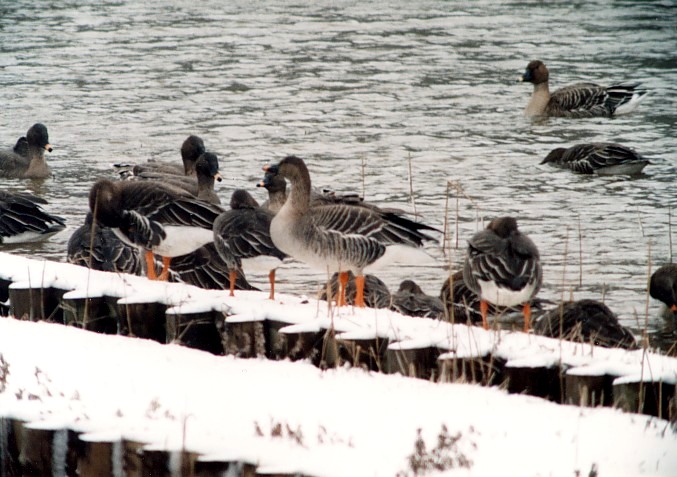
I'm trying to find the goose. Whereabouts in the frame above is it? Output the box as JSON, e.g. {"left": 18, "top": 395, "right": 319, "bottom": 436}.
{"left": 257, "top": 171, "right": 365, "bottom": 215}
{"left": 114, "top": 135, "right": 205, "bottom": 177}
{"left": 0, "top": 123, "right": 53, "bottom": 179}
{"left": 534, "top": 299, "right": 636, "bottom": 349}
{"left": 440, "top": 270, "right": 549, "bottom": 326}
{"left": 650, "top": 264, "right": 677, "bottom": 315}
{"left": 0, "top": 191, "right": 65, "bottom": 243}
{"left": 463, "top": 217, "right": 542, "bottom": 331}
{"left": 319, "top": 271, "right": 391, "bottom": 309}
{"left": 541, "top": 143, "right": 649, "bottom": 175}
{"left": 391, "top": 279, "right": 445, "bottom": 319}
{"left": 262, "top": 155, "right": 439, "bottom": 307}
{"left": 520, "top": 60, "right": 648, "bottom": 118}
{"left": 67, "top": 212, "right": 143, "bottom": 274}
{"left": 132, "top": 152, "right": 223, "bottom": 204}
{"left": 213, "top": 189, "right": 287, "bottom": 299}
{"left": 88, "top": 179, "right": 223, "bottom": 280}
{"left": 170, "top": 243, "right": 258, "bottom": 292}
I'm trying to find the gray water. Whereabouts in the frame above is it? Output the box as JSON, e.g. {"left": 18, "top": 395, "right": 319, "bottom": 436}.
{"left": 1, "top": 0, "right": 675, "bottom": 348}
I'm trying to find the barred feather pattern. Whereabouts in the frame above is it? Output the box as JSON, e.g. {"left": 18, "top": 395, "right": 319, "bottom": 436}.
{"left": 119, "top": 210, "right": 166, "bottom": 249}
{"left": 463, "top": 218, "right": 542, "bottom": 306}
{"left": 213, "top": 207, "right": 286, "bottom": 271}
{"left": 67, "top": 219, "right": 142, "bottom": 274}
{"left": 391, "top": 280, "right": 445, "bottom": 319}
{"left": 542, "top": 143, "right": 648, "bottom": 174}
{"left": 0, "top": 191, "right": 65, "bottom": 240}
{"left": 548, "top": 82, "right": 646, "bottom": 118}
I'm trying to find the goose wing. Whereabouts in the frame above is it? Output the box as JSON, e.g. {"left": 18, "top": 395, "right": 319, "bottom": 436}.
{"left": 215, "top": 208, "right": 285, "bottom": 262}
{"left": 466, "top": 230, "right": 541, "bottom": 292}
{"left": 0, "top": 192, "right": 65, "bottom": 238}
{"left": 550, "top": 82, "right": 608, "bottom": 116}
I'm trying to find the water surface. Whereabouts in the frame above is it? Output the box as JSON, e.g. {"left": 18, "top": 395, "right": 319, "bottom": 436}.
{"left": 1, "top": 0, "right": 675, "bottom": 348}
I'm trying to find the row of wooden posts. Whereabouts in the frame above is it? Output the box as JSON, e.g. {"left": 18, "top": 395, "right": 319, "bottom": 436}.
{"left": 1, "top": 280, "right": 675, "bottom": 477}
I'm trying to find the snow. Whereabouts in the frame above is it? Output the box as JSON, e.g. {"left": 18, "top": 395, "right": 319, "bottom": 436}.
{"left": 0, "top": 252, "right": 676, "bottom": 475}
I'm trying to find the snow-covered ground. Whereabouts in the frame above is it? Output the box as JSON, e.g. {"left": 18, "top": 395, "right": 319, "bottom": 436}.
{"left": 0, "top": 252, "right": 676, "bottom": 476}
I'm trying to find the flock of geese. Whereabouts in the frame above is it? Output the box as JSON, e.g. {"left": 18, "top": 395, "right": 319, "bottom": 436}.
{"left": 0, "top": 61, "right": 674, "bottom": 350}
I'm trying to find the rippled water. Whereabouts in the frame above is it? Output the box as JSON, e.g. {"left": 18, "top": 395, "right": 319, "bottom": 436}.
{"left": 1, "top": 1, "right": 675, "bottom": 348}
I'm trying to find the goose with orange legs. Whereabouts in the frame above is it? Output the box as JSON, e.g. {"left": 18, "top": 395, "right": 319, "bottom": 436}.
{"left": 262, "top": 155, "right": 439, "bottom": 307}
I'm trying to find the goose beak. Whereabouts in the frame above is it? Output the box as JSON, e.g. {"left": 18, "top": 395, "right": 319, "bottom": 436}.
{"left": 256, "top": 180, "right": 265, "bottom": 188}
{"left": 45, "top": 143, "right": 53, "bottom": 152}
{"left": 214, "top": 172, "right": 222, "bottom": 182}
{"left": 263, "top": 163, "right": 279, "bottom": 174}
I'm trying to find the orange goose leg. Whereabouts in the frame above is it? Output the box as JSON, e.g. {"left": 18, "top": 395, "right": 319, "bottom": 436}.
{"left": 229, "top": 270, "right": 237, "bottom": 297}
{"left": 145, "top": 251, "right": 158, "bottom": 280}
{"left": 338, "top": 271, "right": 349, "bottom": 306}
{"left": 480, "top": 300, "right": 489, "bottom": 330}
{"left": 354, "top": 275, "right": 366, "bottom": 308}
{"left": 268, "top": 269, "right": 276, "bottom": 300}
{"left": 523, "top": 303, "right": 532, "bottom": 333}
{"left": 671, "top": 304, "right": 677, "bottom": 312}
{"left": 158, "top": 256, "right": 172, "bottom": 281}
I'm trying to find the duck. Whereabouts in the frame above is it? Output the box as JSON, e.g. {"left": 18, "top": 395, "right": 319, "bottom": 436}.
{"left": 319, "top": 271, "right": 391, "bottom": 309}
{"left": 88, "top": 178, "right": 223, "bottom": 280}
{"left": 534, "top": 299, "right": 637, "bottom": 349}
{"left": 650, "top": 264, "right": 677, "bottom": 315}
{"left": 132, "top": 152, "right": 223, "bottom": 204}
{"left": 213, "top": 189, "right": 287, "bottom": 299}
{"left": 541, "top": 143, "right": 649, "bottom": 175}
{"left": 114, "top": 135, "right": 205, "bottom": 177}
{"left": 0, "top": 190, "right": 65, "bottom": 243}
{"left": 391, "top": 279, "right": 445, "bottom": 319}
{"left": 0, "top": 123, "right": 53, "bottom": 179}
{"left": 262, "top": 155, "right": 439, "bottom": 307}
{"left": 463, "top": 217, "right": 542, "bottom": 331}
{"left": 520, "top": 60, "right": 648, "bottom": 118}
{"left": 67, "top": 212, "right": 143, "bottom": 274}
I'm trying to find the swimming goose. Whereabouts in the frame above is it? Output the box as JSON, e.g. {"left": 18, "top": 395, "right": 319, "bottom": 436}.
{"left": 115, "top": 135, "right": 205, "bottom": 177}
{"left": 0, "top": 191, "right": 65, "bottom": 243}
{"left": 213, "top": 189, "right": 287, "bottom": 299}
{"left": 132, "top": 152, "right": 223, "bottom": 204}
{"left": 319, "top": 271, "right": 392, "bottom": 309}
{"left": 0, "top": 123, "right": 53, "bottom": 179}
{"left": 263, "top": 155, "right": 439, "bottom": 307}
{"left": 391, "top": 279, "right": 445, "bottom": 319}
{"left": 67, "top": 212, "right": 143, "bottom": 274}
{"left": 542, "top": 143, "right": 649, "bottom": 175}
{"left": 463, "top": 217, "right": 542, "bottom": 331}
{"left": 534, "top": 299, "right": 636, "bottom": 349}
{"left": 520, "top": 60, "right": 648, "bottom": 118}
{"left": 650, "top": 264, "right": 677, "bottom": 315}
{"left": 88, "top": 179, "right": 223, "bottom": 280}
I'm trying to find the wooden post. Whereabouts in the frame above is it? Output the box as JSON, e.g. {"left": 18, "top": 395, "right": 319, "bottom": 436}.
{"left": 263, "top": 320, "right": 324, "bottom": 362}
{"left": 17, "top": 423, "right": 54, "bottom": 476}
{"left": 505, "top": 365, "right": 563, "bottom": 402}
{"left": 62, "top": 295, "right": 119, "bottom": 334}
{"left": 337, "top": 338, "right": 389, "bottom": 372}
{"left": 438, "top": 355, "right": 506, "bottom": 386}
{"left": 222, "top": 320, "right": 266, "bottom": 358}
{"left": 77, "top": 440, "right": 115, "bottom": 476}
{"left": 166, "top": 310, "right": 225, "bottom": 355}
{"left": 386, "top": 346, "right": 441, "bottom": 380}
{"left": 565, "top": 373, "right": 615, "bottom": 407}
{"left": 116, "top": 301, "right": 168, "bottom": 343}
{"left": 0, "top": 417, "right": 21, "bottom": 477}
{"left": 9, "top": 286, "right": 66, "bottom": 322}
{"left": 613, "top": 380, "right": 676, "bottom": 420}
